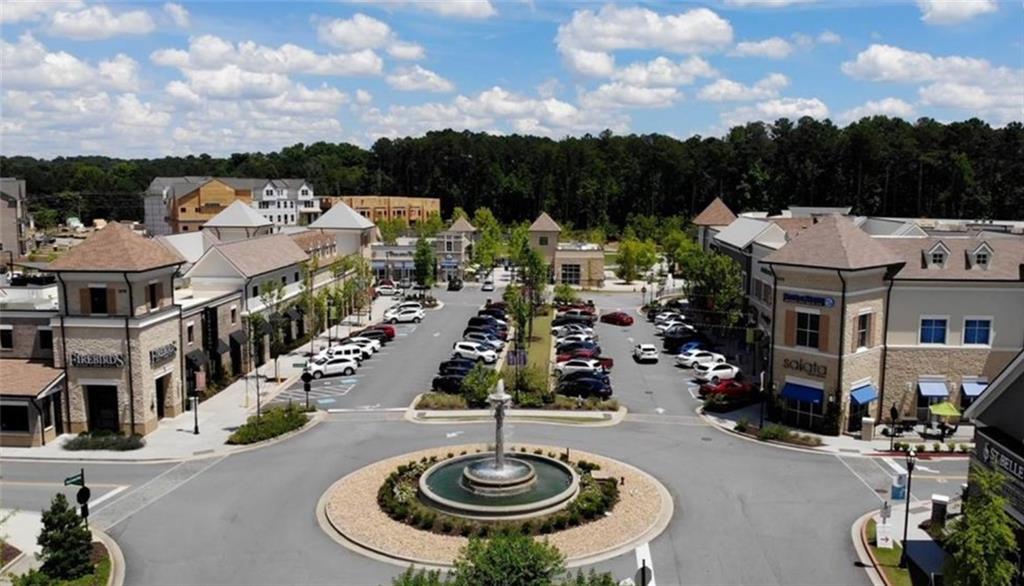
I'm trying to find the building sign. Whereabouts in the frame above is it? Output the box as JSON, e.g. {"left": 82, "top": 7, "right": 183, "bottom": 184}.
{"left": 149, "top": 343, "right": 177, "bottom": 366}
{"left": 783, "top": 357, "right": 828, "bottom": 378}
{"left": 783, "top": 292, "right": 835, "bottom": 308}
{"left": 973, "top": 429, "right": 1024, "bottom": 524}
{"left": 70, "top": 353, "right": 125, "bottom": 368}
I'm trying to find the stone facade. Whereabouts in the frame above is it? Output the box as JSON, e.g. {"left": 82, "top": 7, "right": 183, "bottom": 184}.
{"left": 883, "top": 347, "right": 1017, "bottom": 417}
{"left": 0, "top": 314, "right": 56, "bottom": 360}
{"left": 553, "top": 251, "right": 605, "bottom": 288}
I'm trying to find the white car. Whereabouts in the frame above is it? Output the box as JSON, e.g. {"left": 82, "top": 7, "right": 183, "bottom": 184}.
{"left": 344, "top": 336, "right": 381, "bottom": 354}
{"left": 559, "top": 308, "right": 594, "bottom": 320}
{"left": 481, "top": 280, "right": 495, "bottom": 292}
{"left": 386, "top": 308, "right": 425, "bottom": 324}
{"left": 632, "top": 344, "right": 659, "bottom": 363}
{"left": 675, "top": 350, "right": 725, "bottom": 368}
{"left": 305, "top": 355, "right": 359, "bottom": 379}
{"left": 551, "top": 324, "right": 595, "bottom": 337}
{"left": 376, "top": 284, "right": 398, "bottom": 296}
{"left": 555, "top": 333, "right": 595, "bottom": 346}
{"left": 451, "top": 341, "right": 498, "bottom": 363}
{"left": 694, "top": 362, "right": 741, "bottom": 383}
{"left": 553, "top": 358, "right": 603, "bottom": 376}
{"left": 654, "top": 312, "right": 686, "bottom": 325}
{"left": 316, "top": 343, "right": 366, "bottom": 363}
{"left": 655, "top": 320, "right": 691, "bottom": 335}
{"left": 385, "top": 301, "right": 423, "bottom": 318}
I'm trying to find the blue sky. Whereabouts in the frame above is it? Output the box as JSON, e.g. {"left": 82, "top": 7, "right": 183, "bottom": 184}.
{"left": 1, "top": 0, "right": 1020, "bottom": 157}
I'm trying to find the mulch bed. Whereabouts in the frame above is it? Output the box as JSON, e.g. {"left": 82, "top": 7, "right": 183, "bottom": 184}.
{"left": 1, "top": 542, "right": 22, "bottom": 567}
{"left": 89, "top": 541, "right": 108, "bottom": 565}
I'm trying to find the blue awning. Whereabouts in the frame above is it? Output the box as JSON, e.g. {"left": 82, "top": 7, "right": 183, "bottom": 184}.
{"left": 781, "top": 382, "right": 823, "bottom": 404}
{"left": 850, "top": 384, "right": 878, "bottom": 405}
{"left": 961, "top": 381, "right": 987, "bottom": 398}
{"left": 918, "top": 380, "right": 949, "bottom": 397}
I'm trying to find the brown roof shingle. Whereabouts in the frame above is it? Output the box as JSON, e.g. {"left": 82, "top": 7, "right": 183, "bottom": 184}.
{"left": 883, "top": 236, "right": 1024, "bottom": 281}
{"left": 214, "top": 234, "right": 309, "bottom": 277}
{"left": 47, "top": 222, "right": 184, "bottom": 272}
{"left": 0, "top": 360, "right": 65, "bottom": 397}
{"left": 763, "top": 216, "right": 904, "bottom": 270}
{"left": 528, "top": 212, "right": 561, "bottom": 232}
{"left": 692, "top": 197, "right": 737, "bottom": 227}
{"left": 447, "top": 217, "right": 477, "bottom": 233}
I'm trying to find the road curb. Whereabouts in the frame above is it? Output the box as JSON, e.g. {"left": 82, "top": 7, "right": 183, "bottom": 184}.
{"left": 91, "top": 524, "right": 125, "bottom": 586}
{"left": 405, "top": 402, "right": 627, "bottom": 427}
{"left": 852, "top": 510, "right": 889, "bottom": 586}
{"left": 696, "top": 407, "right": 838, "bottom": 457}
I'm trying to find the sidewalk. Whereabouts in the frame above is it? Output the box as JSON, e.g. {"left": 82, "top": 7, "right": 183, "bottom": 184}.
{"left": 701, "top": 403, "right": 976, "bottom": 457}
{"left": 0, "top": 295, "right": 397, "bottom": 462}
{"left": 1, "top": 510, "right": 41, "bottom": 583}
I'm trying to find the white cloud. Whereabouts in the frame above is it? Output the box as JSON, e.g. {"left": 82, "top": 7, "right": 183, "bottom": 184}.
{"left": 612, "top": 56, "right": 717, "bottom": 87}
{"left": 697, "top": 73, "right": 788, "bottom": 101}
{"left": 561, "top": 48, "right": 616, "bottom": 77}
{"left": 916, "top": 0, "right": 996, "bottom": 25}
{"left": 724, "top": 0, "right": 815, "bottom": 6}
{"left": 163, "top": 3, "right": 189, "bottom": 27}
{"left": 817, "top": 30, "right": 841, "bottom": 44}
{"left": 258, "top": 84, "right": 349, "bottom": 115}
{"left": 182, "top": 65, "right": 290, "bottom": 99}
{"left": 536, "top": 78, "right": 562, "bottom": 99}
{"left": 386, "top": 65, "right": 455, "bottom": 93}
{"left": 580, "top": 83, "right": 681, "bottom": 109}
{"left": 49, "top": 4, "right": 155, "bottom": 40}
{"left": 918, "top": 83, "right": 1020, "bottom": 123}
{"left": 166, "top": 80, "right": 202, "bottom": 105}
{"left": 721, "top": 97, "right": 829, "bottom": 126}
{"left": 556, "top": 6, "right": 733, "bottom": 61}
{"left": 837, "top": 97, "right": 915, "bottom": 124}
{"left": 1, "top": 33, "right": 138, "bottom": 91}
{"left": 386, "top": 41, "right": 425, "bottom": 61}
{"left": 0, "top": 0, "right": 82, "bottom": 24}
{"left": 116, "top": 94, "right": 171, "bottom": 128}
{"left": 729, "top": 37, "right": 793, "bottom": 58}
{"left": 841, "top": 44, "right": 1019, "bottom": 86}
{"left": 318, "top": 13, "right": 394, "bottom": 50}
{"left": 414, "top": 0, "right": 496, "bottom": 19}
{"left": 355, "top": 89, "right": 373, "bottom": 105}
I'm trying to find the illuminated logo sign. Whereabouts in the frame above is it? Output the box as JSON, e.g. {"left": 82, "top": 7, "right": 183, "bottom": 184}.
{"left": 70, "top": 353, "right": 125, "bottom": 368}
{"left": 783, "top": 292, "right": 835, "bottom": 308}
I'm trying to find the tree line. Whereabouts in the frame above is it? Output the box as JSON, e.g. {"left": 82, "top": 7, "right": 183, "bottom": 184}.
{"left": 3, "top": 116, "right": 1021, "bottom": 229}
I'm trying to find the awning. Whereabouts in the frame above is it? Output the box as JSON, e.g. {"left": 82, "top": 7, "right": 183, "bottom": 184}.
{"left": 185, "top": 349, "right": 208, "bottom": 369}
{"left": 850, "top": 384, "right": 878, "bottom": 405}
{"left": 781, "top": 382, "right": 823, "bottom": 404}
{"left": 917, "top": 380, "right": 949, "bottom": 398}
{"left": 961, "top": 381, "right": 988, "bottom": 398}
{"left": 215, "top": 339, "right": 230, "bottom": 354}
{"left": 285, "top": 307, "right": 301, "bottom": 320}
{"left": 929, "top": 401, "right": 961, "bottom": 417}
{"left": 229, "top": 330, "right": 246, "bottom": 345}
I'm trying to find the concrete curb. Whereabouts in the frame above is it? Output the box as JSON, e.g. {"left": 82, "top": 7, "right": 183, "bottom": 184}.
{"left": 91, "top": 524, "right": 125, "bottom": 586}
{"left": 852, "top": 510, "right": 890, "bottom": 586}
{"left": 0, "top": 550, "right": 27, "bottom": 579}
{"left": 405, "top": 399, "right": 627, "bottom": 427}
{"left": 696, "top": 406, "right": 837, "bottom": 457}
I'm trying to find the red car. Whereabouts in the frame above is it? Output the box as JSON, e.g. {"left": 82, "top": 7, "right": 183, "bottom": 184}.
{"left": 600, "top": 311, "right": 634, "bottom": 326}
{"left": 556, "top": 349, "right": 614, "bottom": 370}
{"left": 364, "top": 324, "right": 396, "bottom": 340}
{"left": 698, "top": 379, "right": 758, "bottom": 399}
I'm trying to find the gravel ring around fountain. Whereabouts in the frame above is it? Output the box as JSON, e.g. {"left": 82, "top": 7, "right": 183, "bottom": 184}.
{"left": 318, "top": 443, "right": 673, "bottom": 569}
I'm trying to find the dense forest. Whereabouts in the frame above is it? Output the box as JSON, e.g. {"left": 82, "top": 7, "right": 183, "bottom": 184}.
{"left": 2, "top": 116, "right": 1021, "bottom": 229}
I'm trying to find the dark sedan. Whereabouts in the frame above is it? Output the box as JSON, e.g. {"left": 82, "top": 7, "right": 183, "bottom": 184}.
{"left": 552, "top": 314, "right": 595, "bottom": 327}
{"left": 558, "top": 370, "right": 611, "bottom": 386}
{"left": 478, "top": 308, "right": 508, "bottom": 320}
{"left": 432, "top": 374, "right": 465, "bottom": 394}
{"left": 556, "top": 377, "right": 612, "bottom": 399}
{"left": 464, "top": 325, "right": 508, "bottom": 341}
{"left": 600, "top": 311, "right": 634, "bottom": 326}
{"left": 556, "top": 340, "right": 601, "bottom": 355}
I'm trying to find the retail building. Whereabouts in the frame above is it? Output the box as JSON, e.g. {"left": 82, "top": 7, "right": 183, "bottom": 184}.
{"left": 436, "top": 216, "right": 476, "bottom": 282}
{"left": 527, "top": 213, "right": 606, "bottom": 288}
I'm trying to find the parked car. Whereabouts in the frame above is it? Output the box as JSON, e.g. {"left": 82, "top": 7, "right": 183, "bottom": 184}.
{"left": 342, "top": 336, "right": 381, "bottom": 353}
{"left": 655, "top": 312, "right": 686, "bottom": 325}
{"left": 663, "top": 331, "right": 713, "bottom": 354}
{"left": 481, "top": 280, "right": 495, "bottom": 292}
{"left": 464, "top": 331, "right": 505, "bottom": 351}
{"left": 385, "top": 301, "right": 423, "bottom": 318}
{"left": 485, "top": 300, "right": 508, "bottom": 311}
{"left": 376, "top": 284, "right": 398, "bottom": 296}
{"left": 464, "top": 325, "right": 508, "bottom": 341}
{"left": 447, "top": 278, "right": 464, "bottom": 291}
{"left": 558, "top": 308, "right": 596, "bottom": 320}
{"left": 655, "top": 321, "right": 692, "bottom": 336}
{"left": 552, "top": 314, "right": 595, "bottom": 328}
{"left": 632, "top": 344, "right": 659, "bottom": 363}
{"left": 439, "top": 362, "right": 474, "bottom": 377}
{"left": 646, "top": 306, "right": 666, "bottom": 322}
{"left": 478, "top": 308, "right": 507, "bottom": 320}
{"left": 363, "top": 324, "right": 396, "bottom": 339}
{"left": 553, "top": 358, "right": 604, "bottom": 376}
{"left": 555, "top": 302, "right": 596, "bottom": 314}
{"left": 432, "top": 374, "right": 465, "bottom": 393}
{"left": 397, "top": 279, "right": 412, "bottom": 289}
{"left": 350, "top": 329, "right": 389, "bottom": 345}
{"left": 305, "top": 355, "right": 359, "bottom": 379}
{"left": 451, "top": 341, "right": 498, "bottom": 363}
{"left": 468, "top": 315, "right": 507, "bottom": 330}
{"left": 555, "top": 340, "right": 601, "bottom": 355}
{"left": 600, "top": 311, "right": 634, "bottom": 326}
{"left": 386, "top": 308, "right": 425, "bottom": 324}
{"left": 315, "top": 343, "right": 366, "bottom": 363}
{"left": 674, "top": 350, "right": 725, "bottom": 368}
{"left": 675, "top": 340, "right": 705, "bottom": 354}
{"left": 556, "top": 378, "right": 612, "bottom": 399}
{"left": 555, "top": 332, "right": 596, "bottom": 345}
{"left": 438, "top": 358, "right": 475, "bottom": 373}
{"left": 551, "top": 323, "right": 595, "bottom": 337}
{"left": 694, "top": 362, "right": 741, "bottom": 384}
{"left": 558, "top": 370, "right": 611, "bottom": 386}
{"left": 698, "top": 379, "right": 759, "bottom": 399}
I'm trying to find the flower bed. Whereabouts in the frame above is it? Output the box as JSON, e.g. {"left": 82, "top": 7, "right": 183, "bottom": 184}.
{"left": 376, "top": 449, "right": 619, "bottom": 537}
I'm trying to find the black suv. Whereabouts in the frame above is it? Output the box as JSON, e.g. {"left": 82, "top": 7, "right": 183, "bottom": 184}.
{"left": 447, "top": 278, "right": 464, "bottom": 291}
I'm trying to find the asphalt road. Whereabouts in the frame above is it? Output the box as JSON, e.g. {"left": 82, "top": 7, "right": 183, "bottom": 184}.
{"left": 0, "top": 287, "right": 968, "bottom": 586}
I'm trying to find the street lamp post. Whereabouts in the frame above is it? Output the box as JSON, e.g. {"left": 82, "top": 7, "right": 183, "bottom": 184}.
{"left": 641, "top": 286, "right": 647, "bottom": 308}
{"left": 899, "top": 449, "right": 917, "bottom": 568}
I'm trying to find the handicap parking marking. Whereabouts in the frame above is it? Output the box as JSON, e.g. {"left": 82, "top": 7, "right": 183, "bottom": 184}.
{"left": 317, "top": 398, "right": 336, "bottom": 405}
{"left": 340, "top": 378, "right": 359, "bottom": 385}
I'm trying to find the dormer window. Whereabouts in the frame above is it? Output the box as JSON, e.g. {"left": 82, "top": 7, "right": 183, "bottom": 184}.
{"left": 971, "top": 242, "right": 993, "bottom": 270}
{"left": 975, "top": 252, "right": 988, "bottom": 267}
{"left": 930, "top": 251, "right": 945, "bottom": 265}
{"left": 927, "top": 241, "right": 950, "bottom": 268}
{"left": 301, "top": 188, "right": 309, "bottom": 196}
{"left": 264, "top": 188, "right": 273, "bottom": 196}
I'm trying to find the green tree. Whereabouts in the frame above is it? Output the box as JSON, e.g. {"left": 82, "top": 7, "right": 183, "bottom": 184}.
{"left": 37, "top": 493, "right": 92, "bottom": 580}
{"left": 450, "top": 207, "right": 469, "bottom": 221}
{"left": 377, "top": 218, "right": 408, "bottom": 245}
{"left": 392, "top": 567, "right": 445, "bottom": 586}
{"left": 459, "top": 363, "right": 499, "bottom": 407}
{"left": 944, "top": 467, "right": 1018, "bottom": 586}
{"left": 32, "top": 208, "right": 60, "bottom": 230}
{"left": 553, "top": 283, "right": 579, "bottom": 305}
{"left": 684, "top": 251, "right": 744, "bottom": 326}
{"left": 413, "top": 237, "right": 436, "bottom": 287}
{"left": 451, "top": 532, "right": 565, "bottom": 586}
{"left": 614, "top": 238, "right": 656, "bottom": 283}
{"left": 258, "top": 279, "right": 286, "bottom": 380}
{"left": 503, "top": 285, "right": 531, "bottom": 352}
{"left": 417, "top": 212, "right": 445, "bottom": 238}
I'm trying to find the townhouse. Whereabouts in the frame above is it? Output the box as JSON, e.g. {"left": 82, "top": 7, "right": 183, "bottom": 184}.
{"left": 528, "top": 213, "right": 605, "bottom": 288}
{"left": 333, "top": 195, "right": 441, "bottom": 226}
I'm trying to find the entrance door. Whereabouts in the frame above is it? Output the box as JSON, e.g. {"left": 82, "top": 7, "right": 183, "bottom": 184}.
{"left": 230, "top": 338, "right": 242, "bottom": 375}
{"left": 86, "top": 386, "right": 119, "bottom": 432}
{"left": 155, "top": 375, "right": 167, "bottom": 419}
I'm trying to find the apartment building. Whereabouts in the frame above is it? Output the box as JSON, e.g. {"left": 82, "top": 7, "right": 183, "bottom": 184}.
{"left": 335, "top": 196, "right": 440, "bottom": 226}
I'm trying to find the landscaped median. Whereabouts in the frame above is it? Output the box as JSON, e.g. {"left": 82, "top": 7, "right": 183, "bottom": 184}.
{"left": 862, "top": 517, "right": 911, "bottom": 586}
{"left": 226, "top": 404, "right": 315, "bottom": 445}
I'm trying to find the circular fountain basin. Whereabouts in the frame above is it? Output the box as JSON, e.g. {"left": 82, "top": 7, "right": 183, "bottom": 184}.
{"left": 419, "top": 453, "right": 579, "bottom": 520}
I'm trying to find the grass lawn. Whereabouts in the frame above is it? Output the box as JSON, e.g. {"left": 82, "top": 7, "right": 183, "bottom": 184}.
{"left": 526, "top": 309, "right": 553, "bottom": 372}
{"left": 866, "top": 519, "right": 912, "bottom": 586}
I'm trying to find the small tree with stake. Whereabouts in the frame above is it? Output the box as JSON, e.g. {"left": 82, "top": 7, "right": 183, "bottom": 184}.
{"left": 37, "top": 493, "right": 93, "bottom": 580}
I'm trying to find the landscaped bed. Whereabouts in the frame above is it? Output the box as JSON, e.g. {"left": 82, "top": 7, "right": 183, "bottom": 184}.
{"left": 414, "top": 392, "right": 618, "bottom": 412}
{"left": 724, "top": 418, "right": 824, "bottom": 448}
{"left": 13, "top": 542, "right": 110, "bottom": 586}
{"left": 866, "top": 518, "right": 912, "bottom": 586}
{"left": 226, "top": 404, "right": 311, "bottom": 445}
{"left": 63, "top": 431, "right": 145, "bottom": 451}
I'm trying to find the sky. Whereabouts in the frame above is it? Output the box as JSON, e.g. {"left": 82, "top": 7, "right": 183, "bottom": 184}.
{"left": 1, "top": 0, "right": 1021, "bottom": 158}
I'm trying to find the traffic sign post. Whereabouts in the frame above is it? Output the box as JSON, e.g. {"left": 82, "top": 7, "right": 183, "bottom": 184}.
{"left": 301, "top": 371, "right": 313, "bottom": 410}
{"left": 64, "top": 468, "right": 90, "bottom": 520}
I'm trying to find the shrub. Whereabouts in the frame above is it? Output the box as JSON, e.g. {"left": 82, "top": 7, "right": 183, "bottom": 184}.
{"left": 933, "top": 442, "right": 942, "bottom": 452}
{"left": 460, "top": 364, "right": 500, "bottom": 407}
{"left": 946, "top": 443, "right": 956, "bottom": 453}
{"left": 758, "top": 424, "right": 790, "bottom": 442}
{"left": 226, "top": 405, "right": 308, "bottom": 445}
{"left": 958, "top": 443, "right": 970, "bottom": 453}
{"left": 37, "top": 493, "right": 92, "bottom": 580}
{"left": 416, "top": 393, "right": 468, "bottom": 410}
{"left": 63, "top": 430, "right": 145, "bottom": 451}
{"left": 734, "top": 418, "right": 750, "bottom": 433}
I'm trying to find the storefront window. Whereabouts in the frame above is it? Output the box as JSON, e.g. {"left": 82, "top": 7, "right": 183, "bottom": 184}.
{"left": 0, "top": 404, "right": 30, "bottom": 432}
{"left": 0, "top": 328, "right": 12, "bottom": 349}
{"left": 783, "top": 398, "right": 824, "bottom": 431}
{"left": 560, "top": 264, "right": 581, "bottom": 285}
{"left": 919, "top": 318, "right": 947, "bottom": 344}
{"left": 41, "top": 396, "right": 53, "bottom": 428}
{"left": 963, "top": 319, "right": 991, "bottom": 345}
{"left": 795, "top": 312, "right": 820, "bottom": 348}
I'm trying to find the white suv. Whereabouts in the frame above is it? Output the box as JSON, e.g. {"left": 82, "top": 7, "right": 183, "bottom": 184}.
{"left": 386, "top": 308, "right": 425, "bottom": 324}
{"left": 316, "top": 344, "right": 365, "bottom": 363}
{"left": 451, "top": 341, "right": 498, "bottom": 363}
{"left": 632, "top": 344, "right": 659, "bottom": 363}
{"left": 385, "top": 302, "right": 423, "bottom": 318}
{"left": 306, "top": 355, "right": 359, "bottom": 379}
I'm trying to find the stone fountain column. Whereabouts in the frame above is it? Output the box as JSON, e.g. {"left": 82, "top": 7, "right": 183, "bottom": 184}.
{"left": 488, "top": 380, "right": 512, "bottom": 471}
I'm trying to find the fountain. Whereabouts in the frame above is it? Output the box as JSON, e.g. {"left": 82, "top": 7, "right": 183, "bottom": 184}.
{"left": 418, "top": 381, "right": 580, "bottom": 520}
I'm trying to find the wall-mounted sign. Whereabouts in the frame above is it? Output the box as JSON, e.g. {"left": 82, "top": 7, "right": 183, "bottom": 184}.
{"left": 783, "top": 357, "right": 828, "bottom": 378}
{"left": 783, "top": 292, "right": 835, "bottom": 308}
{"left": 70, "top": 353, "right": 125, "bottom": 368}
{"left": 149, "top": 343, "right": 177, "bottom": 366}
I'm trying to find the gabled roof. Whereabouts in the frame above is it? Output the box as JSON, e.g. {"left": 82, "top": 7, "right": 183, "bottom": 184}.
{"left": 529, "top": 212, "right": 561, "bottom": 232}
{"left": 156, "top": 231, "right": 220, "bottom": 264}
{"left": 763, "top": 216, "right": 904, "bottom": 271}
{"left": 881, "top": 235, "right": 1024, "bottom": 280}
{"left": 447, "top": 216, "right": 477, "bottom": 233}
{"left": 0, "top": 359, "right": 65, "bottom": 398}
{"left": 964, "top": 349, "right": 1024, "bottom": 420}
{"left": 714, "top": 217, "right": 776, "bottom": 250}
{"left": 47, "top": 222, "right": 184, "bottom": 272}
{"left": 203, "top": 201, "right": 272, "bottom": 228}
{"left": 309, "top": 200, "right": 375, "bottom": 230}
{"left": 206, "top": 234, "right": 309, "bottom": 278}
{"left": 692, "top": 197, "right": 737, "bottom": 227}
